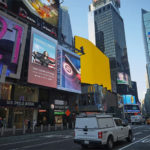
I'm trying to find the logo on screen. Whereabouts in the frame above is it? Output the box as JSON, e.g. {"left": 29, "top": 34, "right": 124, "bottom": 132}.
{"left": 63, "top": 62, "right": 73, "bottom": 76}
{"left": 131, "top": 96, "right": 134, "bottom": 104}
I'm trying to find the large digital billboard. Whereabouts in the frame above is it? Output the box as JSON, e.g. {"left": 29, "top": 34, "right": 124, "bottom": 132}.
{"left": 28, "top": 27, "right": 57, "bottom": 88}
{"left": 123, "top": 95, "right": 136, "bottom": 105}
{"left": 22, "top": 0, "right": 59, "bottom": 27}
{"left": 0, "top": 10, "right": 28, "bottom": 79}
{"left": 117, "top": 72, "right": 129, "bottom": 85}
{"left": 57, "top": 45, "right": 81, "bottom": 93}
{"left": 7, "top": 0, "right": 59, "bottom": 37}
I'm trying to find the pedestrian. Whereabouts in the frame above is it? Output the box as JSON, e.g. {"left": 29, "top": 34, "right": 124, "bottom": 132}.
{"left": 3, "top": 118, "right": 6, "bottom": 129}
{"left": 27, "top": 120, "right": 31, "bottom": 132}
{"left": 33, "top": 120, "right": 37, "bottom": 129}
{"left": 0, "top": 117, "right": 3, "bottom": 128}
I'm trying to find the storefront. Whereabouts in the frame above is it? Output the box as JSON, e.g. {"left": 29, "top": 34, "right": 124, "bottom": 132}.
{"left": 0, "top": 84, "right": 39, "bottom": 128}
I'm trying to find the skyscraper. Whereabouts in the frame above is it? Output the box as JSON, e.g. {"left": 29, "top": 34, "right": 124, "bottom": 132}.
{"left": 58, "top": 6, "right": 73, "bottom": 46}
{"left": 88, "top": 0, "right": 130, "bottom": 92}
{"left": 142, "top": 9, "right": 150, "bottom": 88}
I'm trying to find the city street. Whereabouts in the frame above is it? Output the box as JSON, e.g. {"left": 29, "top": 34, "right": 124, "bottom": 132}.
{"left": 0, "top": 125, "right": 150, "bottom": 150}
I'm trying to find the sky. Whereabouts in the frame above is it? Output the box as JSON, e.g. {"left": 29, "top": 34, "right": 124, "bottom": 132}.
{"left": 62, "top": 0, "right": 150, "bottom": 101}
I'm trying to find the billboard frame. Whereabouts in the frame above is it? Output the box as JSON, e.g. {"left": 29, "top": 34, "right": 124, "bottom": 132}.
{"left": 57, "top": 45, "right": 81, "bottom": 93}
{"left": 0, "top": 10, "right": 28, "bottom": 80}
{"left": 28, "top": 27, "right": 58, "bottom": 88}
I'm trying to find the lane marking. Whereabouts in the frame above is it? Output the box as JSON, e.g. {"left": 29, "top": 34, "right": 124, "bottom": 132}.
{"left": 119, "top": 134, "right": 150, "bottom": 150}
{"left": 141, "top": 138, "right": 150, "bottom": 143}
{"left": 134, "top": 132, "right": 142, "bottom": 136}
{"left": 12, "top": 138, "right": 70, "bottom": 149}
{"left": 43, "top": 134, "right": 73, "bottom": 139}
{"left": 0, "top": 139, "right": 41, "bottom": 147}
{"left": 132, "top": 126, "right": 145, "bottom": 129}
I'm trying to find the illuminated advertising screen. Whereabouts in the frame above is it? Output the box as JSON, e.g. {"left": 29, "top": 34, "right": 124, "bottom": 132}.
{"left": 117, "top": 72, "right": 129, "bottom": 85}
{"left": 7, "top": 0, "right": 59, "bottom": 37}
{"left": 123, "top": 95, "right": 136, "bottom": 105}
{"left": 57, "top": 45, "right": 81, "bottom": 93}
{"left": 23, "top": 0, "right": 59, "bottom": 27}
{"left": 0, "top": 11, "right": 27, "bottom": 79}
{"left": 28, "top": 27, "right": 57, "bottom": 88}
{"left": 124, "top": 105, "right": 140, "bottom": 113}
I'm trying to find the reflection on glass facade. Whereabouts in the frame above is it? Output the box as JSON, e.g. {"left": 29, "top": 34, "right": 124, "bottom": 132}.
{"left": 58, "top": 6, "right": 73, "bottom": 46}
{"left": 142, "top": 9, "right": 150, "bottom": 63}
{"left": 142, "top": 9, "right": 150, "bottom": 88}
{"left": 88, "top": 0, "right": 130, "bottom": 92}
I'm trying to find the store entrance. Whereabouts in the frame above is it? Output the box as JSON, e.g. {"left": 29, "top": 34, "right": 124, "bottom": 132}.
{"left": 14, "top": 112, "right": 23, "bottom": 128}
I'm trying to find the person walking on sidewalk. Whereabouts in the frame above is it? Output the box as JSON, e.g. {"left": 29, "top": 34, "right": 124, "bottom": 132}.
{"left": 27, "top": 120, "right": 31, "bottom": 132}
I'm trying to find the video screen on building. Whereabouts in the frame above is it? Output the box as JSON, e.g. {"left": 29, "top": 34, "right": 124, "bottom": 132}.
{"left": 117, "top": 72, "right": 129, "bottom": 85}
{"left": 0, "top": 11, "right": 27, "bottom": 79}
{"left": 124, "top": 105, "right": 140, "bottom": 113}
{"left": 28, "top": 27, "right": 57, "bottom": 88}
{"left": 123, "top": 95, "right": 136, "bottom": 105}
{"left": 57, "top": 45, "right": 81, "bottom": 93}
{"left": 22, "top": 0, "right": 59, "bottom": 27}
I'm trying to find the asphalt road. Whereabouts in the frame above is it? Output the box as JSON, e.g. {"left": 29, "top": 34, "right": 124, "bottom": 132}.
{"left": 0, "top": 125, "right": 150, "bottom": 150}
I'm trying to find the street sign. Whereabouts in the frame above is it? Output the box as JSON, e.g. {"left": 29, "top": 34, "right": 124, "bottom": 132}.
{"left": 65, "top": 109, "right": 71, "bottom": 116}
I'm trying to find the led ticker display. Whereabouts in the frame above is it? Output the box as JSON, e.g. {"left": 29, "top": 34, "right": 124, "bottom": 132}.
{"left": 57, "top": 45, "right": 81, "bottom": 93}
{"left": 0, "top": 10, "right": 27, "bottom": 79}
{"left": 28, "top": 27, "right": 57, "bottom": 88}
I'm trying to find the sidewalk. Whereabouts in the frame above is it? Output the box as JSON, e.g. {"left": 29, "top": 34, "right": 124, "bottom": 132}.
{"left": 0, "top": 124, "right": 74, "bottom": 137}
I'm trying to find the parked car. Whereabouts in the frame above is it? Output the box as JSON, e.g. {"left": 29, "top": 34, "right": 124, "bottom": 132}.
{"left": 74, "top": 113, "right": 132, "bottom": 149}
{"left": 130, "top": 115, "right": 145, "bottom": 125}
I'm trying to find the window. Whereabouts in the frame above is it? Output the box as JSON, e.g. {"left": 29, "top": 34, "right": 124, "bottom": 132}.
{"left": 107, "top": 5, "right": 110, "bottom": 9}
{"left": 97, "top": 118, "right": 115, "bottom": 128}
{"left": 94, "top": 11, "right": 97, "bottom": 15}
{"left": 99, "top": 9, "right": 101, "bottom": 13}
{"left": 114, "top": 119, "right": 122, "bottom": 126}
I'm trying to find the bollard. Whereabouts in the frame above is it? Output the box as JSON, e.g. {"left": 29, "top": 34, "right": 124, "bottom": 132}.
{"left": 55, "top": 124, "right": 57, "bottom": 131}
{"left": 72, "top": 122, "right": 74, "bottom": 129}
{"left": 48, "top": 124, "right": 51, "bottom": 132}
{"left": 32, "top": 124, "right": 35, "bottom": 133}
{"left": 67, "top": 123, "right": 69, "bottom": 129}
{"left": 41, "top": 124, "right": 43, "bottom": 132}
{"left": 1, "top": 127, "right": 4, "bottom": 136}
{"left": 61, "top": 124, "right": 63, "bottom": 130}
{"left": 13, "top": 125, "right": 16, "bottom": 135}
{"left": 23, "top": 125, "right": 26, "bottom": 134}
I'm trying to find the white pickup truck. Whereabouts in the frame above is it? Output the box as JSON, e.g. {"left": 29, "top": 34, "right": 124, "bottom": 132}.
{"left": 74, "top": 114, "right": 132, "bottom": 149}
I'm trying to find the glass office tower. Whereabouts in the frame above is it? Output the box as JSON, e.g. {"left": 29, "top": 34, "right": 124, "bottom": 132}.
{"left": 142, "top": 9, "right": 150, "bottom": 88}
{"left": 58, "top": 6, "right": 73, "bottom": 46}
{"left": 88, "top": 0, "right": 130, "bottom": 92}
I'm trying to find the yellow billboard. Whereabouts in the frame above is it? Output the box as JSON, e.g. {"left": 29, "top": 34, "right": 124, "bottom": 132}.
{"left": 75, "top": 36, "right": 112, "bottom": 91}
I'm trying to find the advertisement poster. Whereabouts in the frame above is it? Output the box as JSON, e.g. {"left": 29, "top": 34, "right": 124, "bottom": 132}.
{"left": 57, "top": 45, "right": 81, "bottom": 93}
{"left": 0, "top": 11, "right": 27, "bottom": 79}
{"left": 28, "top": 27, "right": 57, "bottom": 88}
{"left": 117, "top": 72, "right": 129, "bottom": 85}
{"left": 123, "top": 95, "right": 136, "bottom": 105}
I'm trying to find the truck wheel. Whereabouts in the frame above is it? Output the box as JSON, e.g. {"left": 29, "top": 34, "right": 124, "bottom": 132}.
{"left": 107, "top": 136, "right": 113, "bottom": 150}
{"left": 81, "top": 144, "right": 88, "bottom": 149}
{"left": 126, "top": 131, "right": 133, "bottom": 142}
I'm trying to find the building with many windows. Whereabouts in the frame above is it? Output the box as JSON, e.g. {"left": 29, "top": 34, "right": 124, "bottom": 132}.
{"left": 142, "top": 9, "right": 150, "bottom": 88}
{"left": 58, "top": 6, "right": 73, "bottom": 46}
{"left": 88, "top": 0, "right": 130, "bottom": 92}
{"left": 142, "top": 9, "right": 150, "bottom": 115}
